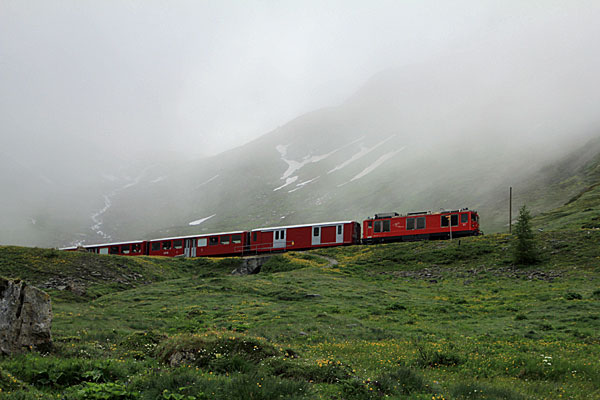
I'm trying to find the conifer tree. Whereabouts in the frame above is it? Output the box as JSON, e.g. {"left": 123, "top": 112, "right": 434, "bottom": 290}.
{"left": 513, "top": 205, "right": 538, "bottom": 265}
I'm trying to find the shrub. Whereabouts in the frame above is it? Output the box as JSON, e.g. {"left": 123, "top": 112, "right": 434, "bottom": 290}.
{"left": 565, "top": 292, "right": 583, "bottom": 300}
{"left": 261, "top": 357, "right": 353, "bottom": 383}
{"left": 64, "top": 382, "right": 139, "bottom": 399}
{"left": 156, "top": 332, "right": 280, "bottom": 371}
{"left": 119, "top": 331, "right": 166, "bottom": 359}
{"left": 413, "top": 342, "right": 463, "bottom": 368}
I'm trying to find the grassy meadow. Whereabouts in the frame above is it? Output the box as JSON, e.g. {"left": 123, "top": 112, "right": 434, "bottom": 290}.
{"left": 1, "top": 230, "right": 599, "bottom": 399}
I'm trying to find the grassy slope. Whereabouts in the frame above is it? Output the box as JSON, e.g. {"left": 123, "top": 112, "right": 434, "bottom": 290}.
{"left": 0, "top": 231, "right": 599, "bottom": 399}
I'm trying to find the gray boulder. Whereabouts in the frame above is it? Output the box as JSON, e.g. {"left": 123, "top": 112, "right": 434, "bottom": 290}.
{"left": 0, "top": 278, "right": 52, "bottom": 355}
{"left": 231, "top": 255, "right": 273, "bottom": 275}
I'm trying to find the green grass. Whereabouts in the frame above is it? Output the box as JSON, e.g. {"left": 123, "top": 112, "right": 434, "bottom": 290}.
{"left": 1, "top": 231, "right": 599, "bottom": 399}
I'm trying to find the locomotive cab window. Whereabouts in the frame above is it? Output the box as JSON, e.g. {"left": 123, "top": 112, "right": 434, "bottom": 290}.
{"left": 151, "top": 242, "right": 160, "bottom": 251}
{"left": 232, "top": 234, "right": 242, "bottom": 244}
{"left": 174, "top": 239, "right": 183, "bottom": 249}
{"left": 451, "top": 214, "right": 459, "bottom": 226}
{"left": 406, "top": 218, "right": 415, "bottom": 230}
{"left": 209, "top": 237, "right": 219, "bottom": 246}
{"left": 472, "top": 214, "right": 478, "bottom": 223}
{"left": 221, "top": 235, "right": 230, "bottom": 245}
{"left": 383, "top": 220, "right": 390, "bottom": 232}
{"left": 367, "top": 221, "right": 372, "bottom": 228}
{"left": 416, "top": 217, "right": 426, "bottom": 229}
{"left": 461, "top": 214, "right": 468, "bottom": 224}
{"left": 441, "top": 216, "right": 449, "bottom": 227}
{"left": 374, "top": 220, "right": 382, "bottom": 233}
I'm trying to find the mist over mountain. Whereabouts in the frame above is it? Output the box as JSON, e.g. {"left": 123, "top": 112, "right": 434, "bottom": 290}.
{"left": 28, "top": 34, "right": 599, "bottom": 248}
{"left": 3, "top": 2, "right": 600, "bottom": 247}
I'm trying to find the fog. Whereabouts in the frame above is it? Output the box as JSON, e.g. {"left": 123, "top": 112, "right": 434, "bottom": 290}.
{"left": 2, "top": 1, "right": 600, "bottom": 246}
{"left": 3, "top": 1, "right": 598, "bottom": 161}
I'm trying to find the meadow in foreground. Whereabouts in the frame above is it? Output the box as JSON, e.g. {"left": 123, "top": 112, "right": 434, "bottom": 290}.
{"left": 0, "top": 230, "right": 599, "bottom": 399}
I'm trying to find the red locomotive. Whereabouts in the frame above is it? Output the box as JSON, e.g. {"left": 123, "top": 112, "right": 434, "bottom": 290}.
{"left": 61, "top": 208, "right": 479, "bottom": 256}
{"left": 363, "top": 208, "right": 480, "bottom": 243}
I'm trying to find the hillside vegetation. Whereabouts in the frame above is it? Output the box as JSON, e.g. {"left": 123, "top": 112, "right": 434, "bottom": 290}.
{"left": 1, "top": 228, "right": 599, "bottom": 399}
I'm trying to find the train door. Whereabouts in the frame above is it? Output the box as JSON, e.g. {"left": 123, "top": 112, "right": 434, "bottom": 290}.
{"left": 336, "top": 224, "right": 344, "bottom": 243}
{"left": 312, "top": 226, "right": 321, "bottom": 246}
{"left": 273, "top": 229, "right": 286, "bottom": 249}
{"left": 184, "top": 239, "right": 196, "bottom": 257}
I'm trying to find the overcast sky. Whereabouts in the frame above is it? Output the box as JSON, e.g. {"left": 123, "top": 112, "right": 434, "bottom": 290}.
{"left": 2, "top": 0, "right": 600, "bottom": 163}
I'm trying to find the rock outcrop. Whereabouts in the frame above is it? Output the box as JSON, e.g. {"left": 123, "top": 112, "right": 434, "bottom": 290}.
{"left": 231, "top": 255, "right": 273, "bottom": 275}
{"left": 0, "top": 278, "right": 52, "bottom": 355}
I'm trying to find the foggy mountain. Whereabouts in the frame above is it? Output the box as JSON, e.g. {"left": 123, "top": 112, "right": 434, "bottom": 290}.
{"left": 31, "top": 38, "right": 598, "bottom": 248}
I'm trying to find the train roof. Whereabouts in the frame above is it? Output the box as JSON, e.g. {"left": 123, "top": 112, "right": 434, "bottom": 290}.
{"left": 147, "top": 230, "right": 247, "bottom": 242}
{"left": 366, "top": 208, "right": 476, "bottom": 219}
{"left": 252, "top": 221, "right": 355, "bottom": 232}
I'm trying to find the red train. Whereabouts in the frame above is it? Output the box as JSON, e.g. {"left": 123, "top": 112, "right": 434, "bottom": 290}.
{"left": 61, "top": 209, "right": 479, "bottom": 257}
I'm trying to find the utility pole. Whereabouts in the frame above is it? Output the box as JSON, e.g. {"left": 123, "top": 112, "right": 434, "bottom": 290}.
{"left": 509, "top": 186, "right": 512, "bottom": 233}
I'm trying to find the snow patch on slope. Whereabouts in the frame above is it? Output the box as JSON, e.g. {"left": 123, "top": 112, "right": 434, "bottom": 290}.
{"left": 275, "top": 144, "right": 337, "bottom": 181}
{"left": 350, "top": 147, "right": 405, "bottom": 181}
{"left": 288, "top": 176, "right": 320, "bottom": 193}
{"left": 328, "top": 134, "right": 397, "bottom": 174}
{"left": 273, "top": 176, "right": 298, "bottom": 191}
{"left": 189, "top": 214, "right": 216, "bottom": 226}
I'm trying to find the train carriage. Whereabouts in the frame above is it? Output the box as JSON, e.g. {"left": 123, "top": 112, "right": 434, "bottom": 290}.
{"left": 363, "top": 209, "right": 480, "bottom": 243}
{"left": 60, "top": 240, "right": 147, "bottom": 256}
{"left": 249, "top": 221, "right": 360, "bottom": 253}
{"left": 146, "top": 231, "right": 248, "bottom": 257}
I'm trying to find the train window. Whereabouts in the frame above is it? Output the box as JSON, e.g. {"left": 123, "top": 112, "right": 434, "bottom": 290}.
{"left": 151, "top": 242, "right": 160, "bottom": 251}
{"left": 121, "top": 244, "right": 130, "bottom": 254}
{"left": 198, "top": 238, "right": 207, "bottom": 247}
{"left": 174, "top": 240, "right": 183, "bottom": 249}
{"left": 252, "top": 232, "right": 257, "bottom": 242}
{"left": 337, "top": 225, "right": 342, "bottom": 234}
{"left": 221, "top": 235, "right": 230, "bottom": 245}
{"left": 162, "top": 241, "right": 172, "bottom": 250}
{"left": 441, "top": 215, "right": 449, "bottom": 227}
{"left": 473, "top": 214, "right": 478, "bottom": 223}
{"left": 461, "top": 214, "right": 468, "bottom": 224}
{"left": 367, "top": 221, "right": 372, "bottom": 228}
{"left": 232, "top": 234, "right": 242, "bottom": 244}
{"left": 313, "top": 227, "right": 320, "bottom": 236}
{"left": 275, "top": 231, "right": 279, "bottom": 240}
{"left": 383, "top": 220, "right": 391, "bottom": 232}
{"left": 281, "top": 230, "right": 285, "bottom": 240}
{"left": 451, "top": 214, "right": 459, "bottom": 226}
{"left": 374, "top": 221, "right": 382, "bottom": 233}
{"left": 416, "top": 217, "right": 426, "bottom": 229}
{"left": 406, "top": 218, "right": 415, "bottom": 230}
{"left": 99, "top": 247, "right": 109, "bottom": 255}
{"left": 209, "top": 237, "right": 219, "bottom": 246}
{"left": 110, "top": 246, "right": 119, "bottom": 254}
{"left": 132, "top": 244, "right": 141, "bottom": 253}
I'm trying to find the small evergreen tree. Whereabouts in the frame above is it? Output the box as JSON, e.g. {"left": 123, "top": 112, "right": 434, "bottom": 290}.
{"left": 513, "top": 205, "right": 539, "bottom": 265}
